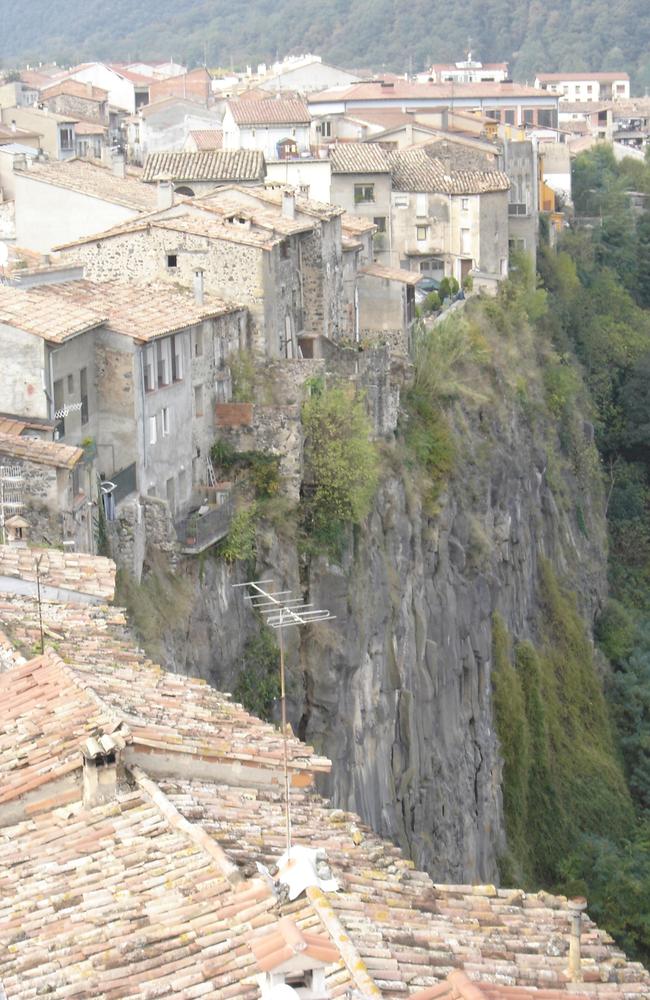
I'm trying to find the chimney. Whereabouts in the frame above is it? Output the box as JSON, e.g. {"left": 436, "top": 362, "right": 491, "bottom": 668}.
{"left": 112, "top": 155, "right": 126, "bottom": 178}
{"left": 81, "top": 731, "right": 126, "bottom": 808}
{"left": 282, "top": 189, "right": 295, "bottom": 219}
{"left": 156, "top": 178, "right": 174, "bottom": 210}
{"left": 10, "top": 120, "right": 16, "bottom": 133}
{"left": 85, "top": 80, "right": 93, "bottom": 98}
{"left": 568, "top": 897, "right": 587, "bottom": 982}
{"left": 193, "top": 268, "right": 205, "bottom": 304}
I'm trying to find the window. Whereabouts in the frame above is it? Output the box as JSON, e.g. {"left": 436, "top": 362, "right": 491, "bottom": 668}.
{"left": 59, "top": 127, "right": 74, "bottom": 150}
{"left": 485, "top": 108, "right": 500, "bottom": 121}
{"left": 67, "top": 373, "right": 74, "bottom": 393}
{"left": 320, "top": 120, "right": 332, "bottom": 138}
{"left": 161, "top": 407, "right": 170, "bottom": 436}
{"left": 194, "top": 328, "right": 203, "bottom": 357}
{"left": 80, "top": 367, "right": 88, "bottom": 425}
{"left": 523, "top": 109, "right": 534, "bottom": 125}
{"left": 508, "top": 202, "right": 527, "bottom": 215}
{"left": 171, "top": 334, "right": 183, "bottom": 381}
{"left": 144, "top": 345, "right": 155, "bottom": 392}
{"left": 416, "top": 225, "right": 428, "bottom": 241}
{"left": 149, "top": 415, "right": 157, "bottom": 445}
{"left": 373, "top": 216, "right": 387, "bottom": 232}
{"left": 167, "top": 254, "right": 178, "bottom": 269}
{"left": 280, "top": 240, "right": 289, "bottom": 259}
{"left": 354, "top": 183, "right": 374, "bottom": 204}
{"left": 416, "top": 192, "right": 427, "bottom": 216}
{"left": 504, "top": 109, "right": 515, "bottom": 125}
{"left": 53, "top": 378, "right": 65, "bottom": 438}
{"left": 460, "top": 228, "right": 471, "bottom": 255}
{"left": 537, "top": 109, "right": 557, "bottom": 128}
{"left": 461, "top": 197, "right": 469, "bottom": 211}
{"left": 393, "top": 193, "right": 409, "bottom": 208}
{"left": 194, "top": 384, "right": 204, "bottom": 417}
{"left": 156, "top": 338, "right": 171, "bottom": 387}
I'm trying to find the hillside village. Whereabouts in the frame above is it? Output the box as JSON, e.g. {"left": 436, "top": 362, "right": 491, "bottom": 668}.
{"left": 1, "top": 46, "right": 650, "bottom": 1000}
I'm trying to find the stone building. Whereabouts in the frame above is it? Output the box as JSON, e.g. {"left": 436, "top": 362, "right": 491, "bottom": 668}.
{"left": 38, "top": 79, "right": 109, "bottom": 125}
{"left": 0, "top": 276, "right": 245, "bottom": 523}
{"left": 329, "top": 143, "right": 393, "bottom": 263}
{"left": 58, "top": 191, "right": 327, "bottom": 360}
{"left": 0, "top": 421, "right": 90, "bottom": 551}
{"left": 389, "top": 147, "right": 510, "bottom": 287}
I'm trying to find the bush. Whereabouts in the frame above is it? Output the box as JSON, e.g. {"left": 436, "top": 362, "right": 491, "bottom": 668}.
{"left": 217, "top": 504, "right": 257, "bottom": 562}
{"left": 422, "top": 291, "right": 441, "bottom": 313}
{"left": 249, "top": 454, "right": 281, "bottom": 498}
{"left": 301, "top": 385, "right": 379, "bottom": 548}
{"left": 596, "top": 600, "right": 636, "bottom": 665}
{"left": 438, "top": 276, "right": 459, "bottom": 301}
{"left": 210, "top": 437, "right": 237, "bottom": 470}
{"left": 232, "top": 630, "right": 280, "bottom": 721}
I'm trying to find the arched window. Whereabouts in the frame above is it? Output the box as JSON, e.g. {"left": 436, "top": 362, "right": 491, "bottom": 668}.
{"left": 174, "top": 185, "right": 195, "bottom": 197}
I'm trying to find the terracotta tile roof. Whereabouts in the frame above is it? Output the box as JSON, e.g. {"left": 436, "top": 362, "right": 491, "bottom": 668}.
{"left": 40, "top": 78, "right": 109, "bottom": 101}
{"left": 250, "top": 915, "right": 341, "bottom": 971}
{"left": 73, "top": 119, "right": 107, "bottom": 135}
{"left": 16, "top": 157, "right": 158, "bottom": 211}
{"left": 0, "top": 547, "right": 116, "bottom": 601}
{"left": 0, "top": 431, "right": 82, "bottom": 469}
{"left": 0, "top": 650, "right": 118, "bottom": 806}
{"left": 160, "top": 776, "right": 650, "bottom": 999}
{"left": 330, "top": 141, "right": 391, "bottom": 173}
{"left": 2, "top": 278, "right": 239, "bottom": 343}
{"left": 228, "top": 97, "right": 311, "bottom": 125}
{"left": 536, "top": 72, "right": 629, "bottom": 83}
{"left": 0, "top": 283, "right": 106, "bottom": 342}
{"left": 142, "top": 148, "right": 266, "bottom": 183}
{"left": 189, "top": 127, "right": 223, "bottom": 149}
{"left": 360, "top": 262, "right": 423, "bottom": 285}
{"left": 389, "top": 148, "right": 510, "bottom": 194}
{"left": 107, "top": 63, "right": 156, "bottom": 85}
{"left": 0, "top": 600, "right": 330, "bottom": 786}
{"left": 57, "top": 210, "right": 286, "bottom": 251}
{"left": 0, "top": 593, "right": 648, "bottom": 999}
{"left": 342, "top": 212, "right": 378, "bottom": 235}
{"left": 310, "top": 81, "right": 551, "bottom": 103}
{"left": 231, "top": 183, "right": 344, "bottom": 220}
{"left": 0, "top": 123, "right": 41, "bottom": 141}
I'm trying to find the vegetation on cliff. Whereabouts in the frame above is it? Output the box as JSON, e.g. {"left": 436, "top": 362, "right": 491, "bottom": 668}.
{"left": 491, "top": 146, "right": 650, "bottom": 964}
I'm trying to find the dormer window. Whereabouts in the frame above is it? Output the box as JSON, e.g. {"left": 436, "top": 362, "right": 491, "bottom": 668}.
{"left": 250, "top": 916, "right": 339, "bottom": 1000}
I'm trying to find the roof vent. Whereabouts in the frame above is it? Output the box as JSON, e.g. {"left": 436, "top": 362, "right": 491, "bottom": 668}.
{"left": 273, "top": 845, "right": 338, "bottom": 901}
{"left": 380, "top": 80, "right": 394, "bottom": 89}
{"left": 81, "top": 728, "right": 127, "bottom": 809}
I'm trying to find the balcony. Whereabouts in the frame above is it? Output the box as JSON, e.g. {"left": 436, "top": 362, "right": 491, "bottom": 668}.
{"left": 175, "top": 488, "right": 234, "bottom": 555}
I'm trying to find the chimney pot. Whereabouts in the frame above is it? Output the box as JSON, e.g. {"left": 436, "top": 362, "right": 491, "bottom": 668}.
{"left": 568, "top": 897, "right": 587, "bottom": 982}
{"left": 193, "top": 268, "right": 205, "bottom": 304}
{"left": 282, "top": 189, "right": 295, "bottom": 219}
{"left": 82, "top": 735, "right": 124, "bottom": 808}
{"left": 156, "top": 178, "right": 174, "bottom": 210}
{"left": 112, "top": 155, "right": 126, "bottom": 178}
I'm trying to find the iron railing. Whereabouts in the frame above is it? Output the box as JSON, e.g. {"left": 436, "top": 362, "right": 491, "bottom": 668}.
{"left": 176, "top": 492, "right": 234, "bottom": 554}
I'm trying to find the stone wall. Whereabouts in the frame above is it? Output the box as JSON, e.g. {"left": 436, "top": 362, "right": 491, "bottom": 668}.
{"left": 215, "top": 403, "right": 303, "bottom": 499}
{"left": 300, "top": 217, "right": 344, "bottom": 340}
{"left": 107, "top": 494, "right": 179, "bottom": 580}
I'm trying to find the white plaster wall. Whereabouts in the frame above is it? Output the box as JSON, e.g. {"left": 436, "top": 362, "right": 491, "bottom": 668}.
{"left": 237, "top": 124, "right": 311, "bottom": 158}
{"left": 68, "top": 65, "right": 135, "bottom": 113}
{"left": 14, "top": 174, "right": 139, "bottom": 252}
{"left": 265, "top": 159, "right": 332, "bottom": 202}
{"left": 0, "top": 324, "right": 47, "bottom": 418}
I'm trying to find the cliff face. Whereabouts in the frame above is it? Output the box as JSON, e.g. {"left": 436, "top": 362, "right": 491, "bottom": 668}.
{"left": 155, "top": 367, "right": 607, "bottom": 883}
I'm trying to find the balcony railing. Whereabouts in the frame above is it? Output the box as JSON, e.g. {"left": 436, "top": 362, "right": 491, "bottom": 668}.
{"left": 176, "top": 491, "right": 234, "bottom": 554}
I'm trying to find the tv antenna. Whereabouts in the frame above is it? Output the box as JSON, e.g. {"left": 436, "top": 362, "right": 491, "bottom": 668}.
{"left": 234, "top": 579, "right": 334, "bottom": 855}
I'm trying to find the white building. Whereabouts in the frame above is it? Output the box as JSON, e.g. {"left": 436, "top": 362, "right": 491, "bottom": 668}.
{"left": 425, "top": 56, "right": 509, "bottom": 85}
{"left": 222, "top": 99, "right": 311, "bottom": 159}
{"left": 535, "top": 72, "right": 630, "bottom": 103}
{"left": 257, "top": 54, "right": 360, "bottom": 94}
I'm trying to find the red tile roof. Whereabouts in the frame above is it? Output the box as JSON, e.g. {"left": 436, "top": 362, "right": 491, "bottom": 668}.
{"left": 189, "top": 128, "right": 224, "bottom": 150}
{"left": 310, "top": 81, "right": 550, "bottom": 102}
{"left": 228, "top": 97, "right": 311, "bottom": 125}
{"left": 250, "top": 915, "right": 341, "bottom": 971}
{"left": 536, "top": 72, "right": 629, "bottom": 83}
{"left": 40, "top": 78, "right": 109, "bottom": 101}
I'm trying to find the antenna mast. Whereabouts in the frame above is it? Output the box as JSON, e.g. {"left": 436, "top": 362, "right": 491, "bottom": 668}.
{"left": 234, "top": 579, "right": 334, "bottom": 855}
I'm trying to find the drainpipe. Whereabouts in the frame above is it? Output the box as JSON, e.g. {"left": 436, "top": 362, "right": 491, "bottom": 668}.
{"left": 568, "top": 897, "right": 587, "bottom": 982}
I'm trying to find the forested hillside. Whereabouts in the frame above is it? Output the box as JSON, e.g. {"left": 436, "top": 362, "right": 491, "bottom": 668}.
{"left": 2, "top": 0, "right": 650, "bottom": 87}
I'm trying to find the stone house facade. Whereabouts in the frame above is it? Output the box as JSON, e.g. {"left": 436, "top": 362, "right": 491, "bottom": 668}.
{"left": 39, "top": 80, "right": 109, "bottom": 125}
{"left": 329, "top": 144, "right": 393, "bottom": 263}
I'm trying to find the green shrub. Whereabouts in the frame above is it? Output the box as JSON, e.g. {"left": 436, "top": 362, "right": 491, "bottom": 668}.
{"left": 249, "top": 454, "right": 281, "bottom": 498}
{"left": 403, "top": 389, "right": 454, "bottom": 503}
{"left": 229, "top": 351, "right": 257, "bottom": 402}
{"left": 210, "top": 437, "right": 237, "bottom": 470}
{"left": 217, "top": 504, "right": 257, "bottom": 562}
{"left": 596, "top": 600, "right": 636, "bottom": 664}
{"left": 232, "top": 630, "right": 280, "bottom": 721}
{"left": 422, "top": 291, "right": 441, "bottom": 313}
{"left": 301, "top": 385, "right": 379, "bottom": 549}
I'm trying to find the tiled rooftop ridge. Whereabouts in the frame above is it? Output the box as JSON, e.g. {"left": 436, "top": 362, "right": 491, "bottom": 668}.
{"left": 0, "top": 591, "right": 648, "bottom": 998}
{"left": 0, "top": 546, "right": 116, "bottom": 601}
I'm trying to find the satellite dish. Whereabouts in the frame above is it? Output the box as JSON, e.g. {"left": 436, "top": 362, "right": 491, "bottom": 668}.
{"left": 0, "top": 242, "right": 8, "bottom": 268}
{"left": 266, "top": 987, "right": 300, "bottom": 1000}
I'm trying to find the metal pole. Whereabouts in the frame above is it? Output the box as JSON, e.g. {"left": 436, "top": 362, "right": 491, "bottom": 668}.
{"left": 279, "top": 610, "right": 292, "bottom": 856}
{"left": 35, "top": 556, "right": 44, "bottom": 654}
